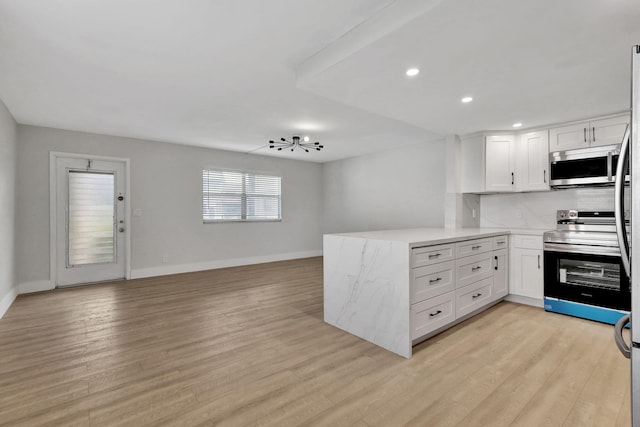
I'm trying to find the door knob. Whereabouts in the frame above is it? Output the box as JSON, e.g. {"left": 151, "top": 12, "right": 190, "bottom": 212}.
{"left": 119, "top": 227, "right": 125, "bottom": 233}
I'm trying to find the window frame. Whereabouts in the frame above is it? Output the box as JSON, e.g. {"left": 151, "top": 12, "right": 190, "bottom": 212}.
{"left": 202, "top": 168, "right": 282, "bottom": 223}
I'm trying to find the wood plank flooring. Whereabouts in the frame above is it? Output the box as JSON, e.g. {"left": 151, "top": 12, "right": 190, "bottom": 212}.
{"left": 0, "top": 257, "right": 631, "bottom": 426}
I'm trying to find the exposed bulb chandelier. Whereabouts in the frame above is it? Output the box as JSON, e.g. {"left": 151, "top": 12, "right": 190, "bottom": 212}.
{"left": 269, "top": 135, "right": 323, "bottom": 152}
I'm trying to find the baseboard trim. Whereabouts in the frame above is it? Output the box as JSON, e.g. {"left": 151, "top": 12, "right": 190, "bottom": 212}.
{"left": 130, "top": 250, "right": 323, "bottom": 279}
{"left": 0, "top": 286, "right": 18, "bottom": 319}
{"left": 18, "top": 280, "right": 55, "bottom": 294}
{"left": 505, "top": 294, "right": 544, "bottom": 308}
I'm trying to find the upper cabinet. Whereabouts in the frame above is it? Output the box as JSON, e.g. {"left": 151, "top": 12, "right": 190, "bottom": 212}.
{"left": 462, "top": 131, "right": 548, "bottom": 193}
{"left": 485, "top": 135, "right": 516, "bottom": 192}
{"left": 549, "top": 114, "right": 629, "bottom": 152}
{"left": 516, "top": 131, "right": 549, "bottom": 192}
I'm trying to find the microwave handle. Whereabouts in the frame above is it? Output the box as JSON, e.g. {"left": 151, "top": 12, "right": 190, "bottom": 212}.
{"left": 614, "top": 124, "right": 630, "bottom": 277}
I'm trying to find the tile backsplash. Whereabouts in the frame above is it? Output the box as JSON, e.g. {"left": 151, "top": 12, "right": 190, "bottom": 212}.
{"left": 479, "top": 187, "right": 622, "bottom": 229}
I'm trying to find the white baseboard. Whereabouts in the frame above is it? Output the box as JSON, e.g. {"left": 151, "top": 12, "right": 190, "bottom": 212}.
{"left": 130, "top": 250, "right": 323, "bottom": 280}
{"left": 0, "top": 286, "right": 18, "bottom": 319}
{"left": 18, "top": 280, "right": 55, "bottom": 294}
{"left": 505, "top": 294, "right": 544, "bottom": 308}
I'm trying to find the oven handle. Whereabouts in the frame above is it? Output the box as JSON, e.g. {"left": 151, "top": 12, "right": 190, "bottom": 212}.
{"left": 543, "top": 243, "right": 622, "bottom": 257}
{"left": 614, "top": 313, "right": 631, "bottom": 359}
{"left": 614, "top": 123, "right": 630, "bottom": 277}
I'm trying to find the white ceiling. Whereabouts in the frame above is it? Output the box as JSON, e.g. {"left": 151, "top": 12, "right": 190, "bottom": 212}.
{"left": 0, "top": 0, "right": 638, "bottom": 162}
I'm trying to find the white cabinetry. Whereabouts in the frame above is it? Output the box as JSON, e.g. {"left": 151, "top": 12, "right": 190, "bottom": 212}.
{"left": 516, "top": 131, "right": 549, "bottom": 192}
{"left": 493, "top": 249, "right": 508, "bottom": 298}
{"left": 549, "top": 114, "right": 629, "bottom": 151}
{"left": 485, "top": 135, "right": 516, "bottom": 192}
{"left": 508, "top": 235, "right": 543, "bottom": 305}
{"left": 410, "top": 235, "right": 509, "bottom": 341}
{"left": 462, "top": 132, "right": 548, "bottom": 193}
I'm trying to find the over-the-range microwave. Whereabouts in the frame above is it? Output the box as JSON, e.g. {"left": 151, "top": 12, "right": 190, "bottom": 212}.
{"left": 549, "top": 144, "right": 629, "bottom": 188}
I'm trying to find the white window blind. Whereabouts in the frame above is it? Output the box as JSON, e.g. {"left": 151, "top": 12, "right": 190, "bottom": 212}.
{"left": 203, "top": 170, "right": 281, "bottom": 222}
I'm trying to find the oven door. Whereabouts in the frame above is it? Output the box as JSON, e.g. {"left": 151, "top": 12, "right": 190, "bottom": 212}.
{"left": 544, "top": 248, "right": 630, "bottom": 311}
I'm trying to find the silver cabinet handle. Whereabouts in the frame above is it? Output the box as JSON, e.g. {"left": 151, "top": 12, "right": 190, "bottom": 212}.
{"left": 592, "top": 126, "right": 596, "bottom": 143}
{"left": 614, "top": 314, "right": 631, "bottom": 359}
{"left": 615, "top": 124, "right": 631, "bottom": 277}
{"left": 472, "top": 266, "right": 482, "bottom": 272}
{"left": 584, "top": 127, "right": 587, "bottom": 142}
{"left": 496, "top": 241, "right": 505, "bottom": 245}
{"left": 472, "top": 293, "right": 482, "bottom": 299}
{"left": 543, "top": 169, "right": 546, "bottom": 183}
{"left": 494, "top": 255, "right": 498, "bottom": 271}
{"left": 429, "top": 277, "right": 442, "bottom": 284}
{"left": 511, "top": 172, "right": 514, "bottom": 185}
{"left": 430, "top": 310, "right": 442, "bottom": 317}
{"left": 471, "top": 245, "right": 481, "bottom": 250}
{"left": 537, "top": 255, "right": 540, "bottom": 269}
{"left": 428, "top": 253, "right": 441, "bottom": 259}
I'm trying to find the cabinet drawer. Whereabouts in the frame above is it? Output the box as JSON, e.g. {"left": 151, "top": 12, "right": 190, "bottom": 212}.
{"left": 456, "top": 252, "right": 493, "bottom": 288}
{"left": 456, "top": 238, "right": 493, "bottom": 257}
{"left": 493, "top": 235, "right": 509, "bottom": 250}
{"left": 411, "top": 291, "right": 456, "bottom": 340}
{"left": 412, "top": 243, "right": 455, "bottom": 268}
{"left": 456, "top": 277, "right": 494, "bottom": 318}
{"left": 513, "top": 234, "right": 543, "bottom": 250}
{"left": 411, "top": 261, "right": 456, "bottom": 303}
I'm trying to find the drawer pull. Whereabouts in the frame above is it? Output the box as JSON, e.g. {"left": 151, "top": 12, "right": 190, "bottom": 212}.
{"left": 471, "top": 266, "right": 482, "bottom": 272}
{"left": 472, "top": 293, "right": 483, "bottom": 299}
{"left": 429, "top": 277, "right": 442, "bottom": 284}
{"left": 472, "top": 245, "right": 482, "bottom": 250}
{"left": 428, "top": 253, "right": 442, "bottom": 259}
{"left": 496, "top": 241, "right": 505, "bottom": 245}
{"left": 430, "top": 310, "right": 443, "bottom": 317}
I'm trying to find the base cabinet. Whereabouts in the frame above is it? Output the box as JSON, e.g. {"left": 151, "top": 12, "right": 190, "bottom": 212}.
{"left": 509, "top": 235, "right": 544, "bottom": 302}
{"left": 410, "top": 235, "right": 509, "bottom": 343}
{"left": 493, "top": 248, "right": 508, "bottom": 298}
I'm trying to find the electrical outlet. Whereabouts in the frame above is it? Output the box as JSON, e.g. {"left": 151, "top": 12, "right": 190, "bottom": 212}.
{"left": 161, "top": 255, "right": 168, "bottom": 264}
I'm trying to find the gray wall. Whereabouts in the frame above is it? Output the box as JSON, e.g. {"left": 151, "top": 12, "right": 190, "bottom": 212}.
{"left": 16, "top": 125, "right": 323, "bottom": 286}
{"left": 322, "top": 141, "right": 446, "bottom": 233}
{"left": 0, "top": 99, "right": 17, "bottom": 314}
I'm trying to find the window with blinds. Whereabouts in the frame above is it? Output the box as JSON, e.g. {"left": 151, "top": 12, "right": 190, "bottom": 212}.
{"left": 202, "top": 170, "right": 282, "bottom": 222}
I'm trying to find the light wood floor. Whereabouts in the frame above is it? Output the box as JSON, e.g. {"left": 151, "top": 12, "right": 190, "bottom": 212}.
{"left": 0, "top": 257, "right": 631, "bottom": 426}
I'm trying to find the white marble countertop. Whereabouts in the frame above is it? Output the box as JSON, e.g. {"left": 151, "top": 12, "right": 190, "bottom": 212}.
{"left": 327, "top": 227, "right": 552, "bottom": 247}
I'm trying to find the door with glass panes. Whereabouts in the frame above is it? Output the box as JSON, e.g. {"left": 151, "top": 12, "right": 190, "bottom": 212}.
{"left": 55, "top": 157, "right": 127, "bottom": 287}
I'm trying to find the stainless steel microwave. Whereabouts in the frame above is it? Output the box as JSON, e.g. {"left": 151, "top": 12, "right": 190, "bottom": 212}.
{"left": 549, "top": 144, "right": 628, "bottom": 188}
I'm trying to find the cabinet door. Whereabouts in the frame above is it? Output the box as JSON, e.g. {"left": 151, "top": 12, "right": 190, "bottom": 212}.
{"left": 493, "top": 249, "right": 508, "bottom": 299}
{"left": 590, "top": 115, "right": 630, "bottom": 147}
{"left": 549, "top": 122, "right": 589, "bottom": 152}
{"left": 516, "top": 131, "right": 550, "bottom": 192}
{"left": 485, "top": 135, "right": 515, "bottom": 192}
{"left": 511, "top": 248, "right": 543, "bottom": 299}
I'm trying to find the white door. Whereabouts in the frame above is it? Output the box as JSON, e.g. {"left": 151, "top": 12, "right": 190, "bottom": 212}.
{"left": 548, "top": 122, "right": 589, "bottom": 151}
{"left": 485, "top": 135, "right": 515, "bottom": 192}
{"left": 590, "top": 115, "right": 630, "bottom": 147}
{"left": 55, "top": 157, "right": 127, "bottom": 287}
{"left": 516, "top": 131, "right": 550, "bottom": 192}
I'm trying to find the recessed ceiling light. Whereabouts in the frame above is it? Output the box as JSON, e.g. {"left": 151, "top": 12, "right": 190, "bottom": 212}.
{"left": 461, "top": 96, "right": 473, "bottom": 103}
{"left": 406, "top": 68, "right": 420, "bottom": 77}
{"left": 512, "top": 122, "right": 523, "bottom": 128}
{"left": 303, "top": 136, "right": 310, "bottom": 142}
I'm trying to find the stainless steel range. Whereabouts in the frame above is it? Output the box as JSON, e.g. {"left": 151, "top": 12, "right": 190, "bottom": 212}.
{"left": 543, "top": 209, "right": 630, "bottom": 324}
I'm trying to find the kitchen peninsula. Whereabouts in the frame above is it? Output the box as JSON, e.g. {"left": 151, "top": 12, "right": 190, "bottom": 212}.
{"left": 324, "top": 228, "right": 513, "bottom": 358}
